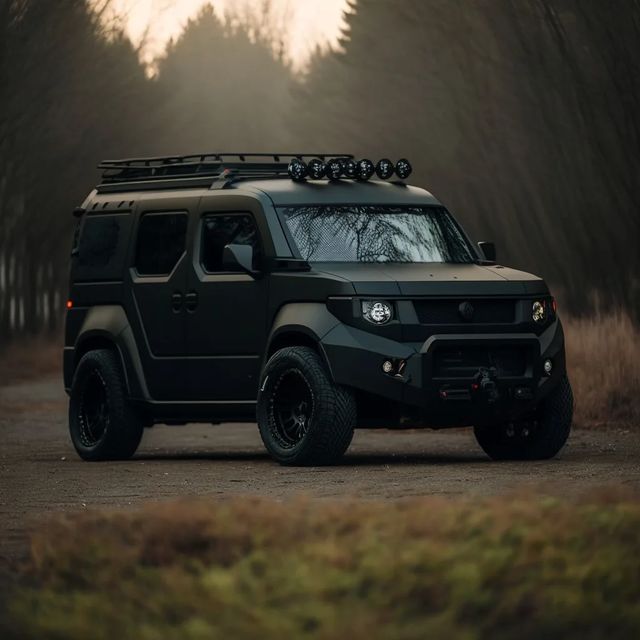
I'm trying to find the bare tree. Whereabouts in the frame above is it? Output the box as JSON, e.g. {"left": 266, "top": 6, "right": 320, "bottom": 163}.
{"left": 293, "top": 0, "right": 640, "bottom": 317}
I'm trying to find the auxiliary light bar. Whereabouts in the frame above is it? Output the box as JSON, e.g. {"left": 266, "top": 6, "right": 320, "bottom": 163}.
{"left": 288, "top": 157, "right": 412, "bottom": 183}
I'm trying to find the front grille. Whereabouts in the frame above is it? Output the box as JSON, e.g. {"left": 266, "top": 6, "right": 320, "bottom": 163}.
{"left": 414, "top": 299, "right": 515, "bottom": 325}
{"left": 433, "top": 346, "right": 527, "bottom": 378}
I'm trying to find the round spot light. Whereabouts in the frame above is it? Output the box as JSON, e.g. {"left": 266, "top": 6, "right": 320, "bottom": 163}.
{"left": 326, "top": 158, "right": 344, "bottom": 181}
{"left": 344, "top": 159, "right": 358, "bottom": 179}
{"left": 288, "top": 158, "right": 308, "bottom": 182}
{"left": 375, "top": 158, "right": 394, "bottom": 180}
{"left": 307, "top": 158, "right": 326, "bottom": 179}
{"left": 395, "top": 158, "right": 412, "bottom": 179}
{"left": 356, "top": 158, "right": 375, "bottom": 181}
{"left": 543, "top": 359, "right": 553, "bottom": 376}
{"left": 532, "top": 300, "right": 546, "bottom": 323}
{"left": 382, "top": 360, "right": 394, "bottom": 374}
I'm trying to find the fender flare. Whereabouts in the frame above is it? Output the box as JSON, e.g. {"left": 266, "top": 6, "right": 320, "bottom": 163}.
{"left": 264, "top": 303, "right": 340, "bottom": 379}
{"left": 72, "top": 305, "right": 149, "bottom": 400}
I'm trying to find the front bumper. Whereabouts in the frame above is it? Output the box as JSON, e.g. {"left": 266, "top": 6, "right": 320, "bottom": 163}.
{"left": 320, "top": 318, "right": 566, "bottom": 427}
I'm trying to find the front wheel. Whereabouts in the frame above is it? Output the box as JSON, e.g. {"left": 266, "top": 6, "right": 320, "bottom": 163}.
{"left": 257, "top": 347, "right": 356, "bottom": 466}
{"left": 474, "top": 375, "right": 573, "bottom": 460}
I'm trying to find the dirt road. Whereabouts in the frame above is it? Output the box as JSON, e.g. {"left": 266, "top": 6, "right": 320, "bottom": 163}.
{"left": 1, "top": 376, "right": 639, "bottom": 560}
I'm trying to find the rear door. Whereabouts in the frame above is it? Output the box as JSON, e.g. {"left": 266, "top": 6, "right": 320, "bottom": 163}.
{"left": 185, "top": 209, "right": 269, "bottom": 400}
{"left": 126, "top": 200, "right": 192, "bottom": 400}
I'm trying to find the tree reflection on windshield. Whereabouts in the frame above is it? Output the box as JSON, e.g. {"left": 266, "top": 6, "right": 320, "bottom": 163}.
{"left": 281, "top": 206, "right": 475, "bottom": 263}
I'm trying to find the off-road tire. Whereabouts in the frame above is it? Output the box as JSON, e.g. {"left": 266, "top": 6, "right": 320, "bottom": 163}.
{"left": 69, "top": 349, "right": 143, "bottom": 461}
{"left": 257, "top": 346, "right": 356, "bottom": 466}
{"left": 474, "top": 375, "right": 573, "bottom": 461}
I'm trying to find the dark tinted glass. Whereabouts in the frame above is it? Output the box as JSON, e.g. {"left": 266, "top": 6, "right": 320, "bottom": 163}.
{"left": 135, "top": 213, "right": 187, "bottom": 275}
{"left": 201, "top": 214, "right": 261, "bottom": 272}
{"left": 281, "top": 205, "right": 475, "bottom": 263}
{"left": 78, "top": 216, "right": 121, "bottom": 267}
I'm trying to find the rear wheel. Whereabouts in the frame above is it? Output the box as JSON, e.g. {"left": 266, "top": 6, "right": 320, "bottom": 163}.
{"left": 257, "top": 347, "right": 356, "bottom": 466}
{"left": 69, "top": 349, "right": 143, "bottom": 461}
{"left": 474, "top": 375, "right": 573, "bottom": 460}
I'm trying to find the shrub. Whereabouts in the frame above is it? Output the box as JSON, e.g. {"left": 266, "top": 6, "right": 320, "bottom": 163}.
{"left": 4, "top": 492, "right": 640, "bottom": 640}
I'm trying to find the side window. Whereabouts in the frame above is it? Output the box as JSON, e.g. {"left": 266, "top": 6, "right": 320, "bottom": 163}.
{"left": 74, "top": 212, "right": 132, "bottom": 281}
{"left": 78, "top": 216, "right": 121, "bottom": 267}
{"left": 135, "top": 212, "right": 188, "bottom": 276}
{"left": 201, "top": 213, "right": 261, "bottom": 273}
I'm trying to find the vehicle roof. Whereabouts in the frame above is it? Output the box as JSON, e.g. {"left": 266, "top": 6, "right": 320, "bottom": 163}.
{"left": 94, "top": 153, "right": 441, "bottom": 205}
{"left": 238, "top": 179, "right": 442, "bottom": 207}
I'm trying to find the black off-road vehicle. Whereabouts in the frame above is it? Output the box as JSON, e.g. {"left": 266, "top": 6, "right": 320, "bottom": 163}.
{"left": 64, "top": 152, "right": 573, "bottom": 466}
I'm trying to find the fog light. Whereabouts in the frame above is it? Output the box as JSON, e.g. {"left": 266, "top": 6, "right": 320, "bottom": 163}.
{"left": 382, "top": 360, "right": 394, "bottom": 374}
{"left": 543, "top": 358, "right": 553, "bottom": 375}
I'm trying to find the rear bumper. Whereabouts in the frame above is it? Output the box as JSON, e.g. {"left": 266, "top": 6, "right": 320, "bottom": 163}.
{"left": 321, "top": 319, "right": 566, "bottom": 427}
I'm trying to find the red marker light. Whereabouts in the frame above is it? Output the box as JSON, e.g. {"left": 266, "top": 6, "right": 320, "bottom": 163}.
{"left": 551, "top": 298, "right": 557, "bottom": 313}
{"left": 471, "top": 383, "right": 479, "bottom": 391}
{"left": 66, "top": 299, "right": 73, "bottom": 309}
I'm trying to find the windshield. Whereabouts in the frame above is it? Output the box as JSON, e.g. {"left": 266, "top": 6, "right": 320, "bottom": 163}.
{"left": 280, "top": 205, "right": 475, "bottom": 263}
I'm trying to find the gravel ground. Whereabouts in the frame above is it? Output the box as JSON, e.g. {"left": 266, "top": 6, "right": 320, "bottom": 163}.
{"left": 1, "top": 376, "right": 639, "bottom": 562}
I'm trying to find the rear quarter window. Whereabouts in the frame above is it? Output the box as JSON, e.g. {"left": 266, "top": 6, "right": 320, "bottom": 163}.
{"left": 75, "top": 213, "right": 132, "bottom": 281}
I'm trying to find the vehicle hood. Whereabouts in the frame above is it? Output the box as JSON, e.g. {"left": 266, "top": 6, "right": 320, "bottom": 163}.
{"left": 312, "top": 262, "right": 548, "bottom": 297}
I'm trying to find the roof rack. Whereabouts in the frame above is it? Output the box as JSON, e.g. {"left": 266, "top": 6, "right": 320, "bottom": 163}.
{"left": 97, "top": 152, "right": 354, "bottom": 193}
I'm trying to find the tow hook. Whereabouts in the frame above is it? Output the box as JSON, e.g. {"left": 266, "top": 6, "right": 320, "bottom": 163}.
{"left": 474, "top": 367, "right": 499, "bottom": 403}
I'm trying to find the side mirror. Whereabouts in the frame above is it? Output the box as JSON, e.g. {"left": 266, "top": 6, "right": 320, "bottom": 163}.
{"left": 478, "top": 241, "right": 496, "bottom": 262}
{"left": 222, "top": 244, "right": 255, "bottom": 275}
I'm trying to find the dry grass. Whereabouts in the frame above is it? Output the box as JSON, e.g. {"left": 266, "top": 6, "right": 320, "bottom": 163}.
{"left": 3, "top": 492, "right": 640, "bottom": 640}
{"left": 564, "top": 310, "right": 640, "bottom": 426}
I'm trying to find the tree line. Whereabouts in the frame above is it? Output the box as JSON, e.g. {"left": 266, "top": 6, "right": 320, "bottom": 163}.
{"left": 1, "top": 0, "right": 638, "bottom": 344}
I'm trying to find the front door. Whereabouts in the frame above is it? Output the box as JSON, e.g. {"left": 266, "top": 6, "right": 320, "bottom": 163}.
{"left": 127, "top": 205, "right": 191, "bottom": 400}
{"left": 185, "top": 210, "right": 268, "bottom": 400}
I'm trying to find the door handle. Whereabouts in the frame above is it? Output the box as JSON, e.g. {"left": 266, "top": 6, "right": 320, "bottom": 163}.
{"left": 185, "top": 291, "right": 199, "bottom": 312}
{"left": 171, "top": 291, "right": 183, "bottom": 312}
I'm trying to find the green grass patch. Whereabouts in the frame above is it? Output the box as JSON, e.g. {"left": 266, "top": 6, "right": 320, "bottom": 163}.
{"left": 4, "top": 491, "right": 640, "bottom": 639}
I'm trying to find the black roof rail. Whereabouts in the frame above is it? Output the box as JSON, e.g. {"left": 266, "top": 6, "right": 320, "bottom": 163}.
{"left": 97, "top": 152, "right": 354, "bottom": 192}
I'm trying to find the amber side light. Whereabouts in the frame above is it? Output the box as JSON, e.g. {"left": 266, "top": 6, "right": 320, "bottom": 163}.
{"left": 66, "top": 300, "right": 73, "bottom": 309}
{"left": 551, "top": 298, "right": 557, "bottom": 313}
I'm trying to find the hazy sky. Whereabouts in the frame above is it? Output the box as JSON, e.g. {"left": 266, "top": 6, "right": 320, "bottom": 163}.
{"left": 100, "top": 0, "right": 349, "bottom": 72}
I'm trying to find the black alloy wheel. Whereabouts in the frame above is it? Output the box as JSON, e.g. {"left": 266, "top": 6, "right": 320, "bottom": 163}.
{"left": 474, "top": 375, "right": 573, "bottom": 460}
{"left": 257, "top": 346, "right": 356, "bottom": 466}
{"left": 69, "top": 349, "right": 144, "bottom": 461}
{"left": 77, "top": 370, "right": 110, "bottom": 447}
{"left": 271, "top": 368, "right": 315, "bottom": 448}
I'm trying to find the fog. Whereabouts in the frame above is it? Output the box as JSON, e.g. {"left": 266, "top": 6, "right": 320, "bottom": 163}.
{"left": 1, "top": 0, "right": 638, "bottom": 342}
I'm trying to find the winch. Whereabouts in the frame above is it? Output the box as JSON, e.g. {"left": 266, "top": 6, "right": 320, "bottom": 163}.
{"left": 474, "top": 367, "right": 499, "bottom": 403}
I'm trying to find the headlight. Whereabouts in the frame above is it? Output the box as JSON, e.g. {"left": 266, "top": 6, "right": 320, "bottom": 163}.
{"left": 362, "top": 300, "right": 393, "bottom": 325}
{"left": 532, "top": 300, "right": 546, "bottom": 323}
